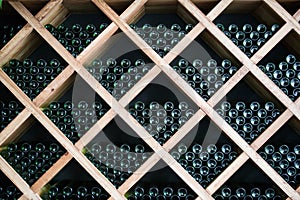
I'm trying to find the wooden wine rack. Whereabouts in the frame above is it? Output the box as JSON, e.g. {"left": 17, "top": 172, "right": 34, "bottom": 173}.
{"left": 0, "top": 0, "right": 299, "bottom": 199}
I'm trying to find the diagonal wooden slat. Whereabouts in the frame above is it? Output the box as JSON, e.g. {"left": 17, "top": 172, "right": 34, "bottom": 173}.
{"left": 0, "top": 108, "right": 32, "bottom": 146}
{"left": 1, "top": 0, "right": 298, "bottom": 200}
{"left": 17, "top": 0, "right": 159, "bottom": 196}
{"left": 0, "top": 156, "right": 41, "bottom": 199}
{"left": 0, "top": 63, "right": 125, "bottom": 199}
{"left": 91, "top": 0, "right": 300, "bottom": 198}
{"left": 8, "top": 0, "right": 224, "bottom": 198}
{"left": 263, "top": 0, "right": 300, "bottom": 34}
{"left": 206, "top": 107, "right": 295, "bottom": 194}
{"left": 207, "top": 11, "right": 300, "bottom": 193}
{"left": 177, "top": 0, "right": 300, "bottom": 198}
{"left": 8, "top": 1, "right": 159, "bottom": 199}
{"left": 11, "top": 0, "right": 213, "bottom": 197}
{"left": 250, "top": 23, "right": 292, "bottom": 64}
{"left": 0, "top": 0, "right": 68, "bottom": 67}
{"left": 178, "top": 0, "right": 300, "bottom": 121}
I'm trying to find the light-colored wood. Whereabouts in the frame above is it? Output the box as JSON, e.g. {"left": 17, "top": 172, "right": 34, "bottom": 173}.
{"left": 0, "top": 0, "right": 299, "bottom": 199}
{"left": 177, "top": 4, "right": 198, "bottom": 24}
{"left": 64, "top": 1, "right": 214, "bottom": 198}
{"left": 294, "top": 9, "right": 300, "bottom": 21}
{"left": 0, "top": 69, "right": 125, "bottom": 199}
{"left": 33, "top": 66, "right": 75, "bottom": 108}
{"left": 287, "top": 187, "right": 300, "bottom": 200}
{"left": 26, "top": 108, "right": 115, "bottom": 196}
{"left": 0, "top": 108, "right": 32, "bottom": 146}
{"left": 79, "top": 49, "right": 214, "bottom": 198}
{"left": 177, "top": 1, "right": 300, "bottom": 198}
{"left": 9, "top": 1, "right": 81, "bottom": 70}
{"left": 0, "top": 0, "right": 68, "bottom": 67}
{"left": 78, "top": 0, "right": 148, "bottom": 64}
{"left": 206, "top": 108, "right": 294, "bottom": 194}
{"left": 178, "top": 0, "right": 300, "bottom": 120}
{"left": 31, "top": 153, "right": 72, "bottom": 194}
{"left": 1, "top": 14, "right": 124, "bottom": 200}
{"left": 108, "top": 109, "right": 207, "bottom": 198}
{"left": 18, "top": 1, "right": 158, "bottom": 195}
{"left": 28, "top": 64, "right": 162, "bottom": 195}
{"left": 0, "top": 156, "right": 41, "bottom": 199}
{"left": 206, "top": 0, "right": 232, "bottom": 20}
{"left": 107, "top": 1, "right": 231, "bottom": 194}
{"left": 207, "top": 65, "right": 249, "bottom": 107}
{"left": 251, "top": 23, "right": 292, "bottom": 64}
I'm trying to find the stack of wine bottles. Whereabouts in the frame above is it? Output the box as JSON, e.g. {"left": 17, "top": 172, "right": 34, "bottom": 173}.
{"left": 43, "top": 101, "right": 108, "bottom": 143}
{"left": 86, "top": 58, "right": 152, "bottom": 100}
{"left": 130, "top": 23, "right": 194, "bottom": 57}
{"left": 216, "top": 23, "right": 280, "bottom": 57}
{"left": 258, "top": 144, "right": 300, "bottom": 188}
{"left": 84, "top": 143, "right": 151, "bottom": 188}
{"left": 0, "top": 24, "right": 23, "bottom": 48}
{"left": 216, "top": 101, "right": 281, "bottom": 144}
{"left": 0, "top": 100, "right": 23, "bottom": 132}
{"left": 127, "top": 185, "right": 196, "bottom": 200}
{"left": 128, "top": 101, "right": 196, "bottom": 145}
{"left": 45, "top": 23, "right": 110, "bottom": 57}
{"left": 171, "top": 58, "right": 238, "bottom": 101}
{"left": 3, "top": 58, "right": 66, "bottom": 100}
{"left": 0, "top": 142, "right": 64, "bottom": 186}
{"left": 42, "top": 182, "right": 109, "bottom": 199}
{"left": 214, "top": 186, "right": 284, "bottom": 200}
{"left": 258, "top": 54, "right": 300, "bottom": 101}
{"left": 171, "top": 143, "right": 238, "bottom": 188}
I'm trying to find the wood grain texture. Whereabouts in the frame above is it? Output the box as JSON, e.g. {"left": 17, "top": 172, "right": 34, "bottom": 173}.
{"left": 0, "top": 0, "right": 298, "bottom": 199}
{"left": 178, "top": 0, "right": 300, "bottom": 198}
{"left": 179, "top": 0, "right": 300, "bottom": 120}
{"left": 206, "top": 108, "right": 294, "bottom": 194}
{"left": 0, "top": 108, "right": 32, "bottom": 146}
{"left": 0, "top": 156, "right": 41, "bottom": 199}
{"left": 0, "top": 0, "right": 68, "bottom": 66}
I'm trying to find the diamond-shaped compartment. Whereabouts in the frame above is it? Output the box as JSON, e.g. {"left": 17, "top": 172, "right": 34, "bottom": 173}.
{"left": 44, "top": 5, "right": 112, "bottom": 58}
{"left": 84, "top": 33, "right": 154, "bottom": 100}
{"left": 213, "top": 1, "right": 285, "bottom": 58}
{"left": 257, "top": 30, "right": 300, "bottom": 102}
{"left": 170, "top": 29, "right": 242, "bottom": 101}
{"left": 40, "top": 159, "right": 109, "bottom": 199}
{"left": 213, "top": 160, "right": 287, "bottom": 199}
{"left": 125, "top": 160, "right": 197, "bottom": 199}
{"left": 258, "top": 117, "right": 300, "bottom": 189}
{"left": 214, "top": 74, "right": 285, "bottom": 144}
{"left": 83, "top": 116, "right": 153, "bottom": 189}
{"left": 129, "top": 2, "right": 198, "bottom": 57}
{"left": 0, "top": 116, "right": 66, "bottom": 186}
{"left": 170, "top": 116, "right": 242, "bottom": 188}
{"left": 127, "top": 73, "right": 199, "bottom": 145}
{"left": 42, "top": 75, "right": 110, "bottom": 144}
